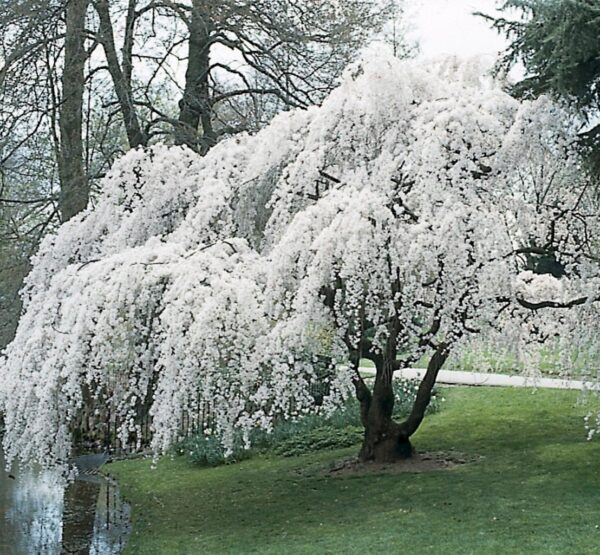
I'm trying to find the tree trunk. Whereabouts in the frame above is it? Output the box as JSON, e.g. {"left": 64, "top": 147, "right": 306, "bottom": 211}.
{"left": 357, "top": 319, "right": 407, "bottom": 462}
{"left": 357, "top": 342, "right": 449, "bottom": 463}
{"left": 59, "top": 0, "right": 90, "bottom": 223}
{"left": 358, "top": 357, "right": 412, "bottom": 462}
{"left": 176, "top": 0, "right": 215, "bottom": 153}
{"left": 94, "top": 0, "right": 147, "bottom": 148}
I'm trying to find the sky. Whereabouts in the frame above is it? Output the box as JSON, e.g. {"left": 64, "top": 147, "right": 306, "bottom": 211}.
{"left": 192, "top": 1, "right": 522, "bottom": 92}
{"left": 410, "top": 0, "right": 509, "bottom": 59}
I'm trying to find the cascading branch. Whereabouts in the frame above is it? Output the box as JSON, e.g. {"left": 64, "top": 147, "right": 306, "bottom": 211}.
{"left": 1, "top": 51, "right": 598, "bottom": 469}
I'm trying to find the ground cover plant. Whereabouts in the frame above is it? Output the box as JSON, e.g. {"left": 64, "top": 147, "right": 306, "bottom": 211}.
{"left": 176, "top": 378, "right": 440, "bottom": 465}
{"left": 109, "top": 386, "right": 600, "bottom": 554}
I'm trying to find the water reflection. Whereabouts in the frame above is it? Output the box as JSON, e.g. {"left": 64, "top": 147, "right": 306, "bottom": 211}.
{"left": 0, "top": 451, "right": 129, "bottom": 554}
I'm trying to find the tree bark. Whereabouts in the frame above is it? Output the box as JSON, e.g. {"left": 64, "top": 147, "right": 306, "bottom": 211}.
{"left": 398, "top": 343, "right": 449, "bottom": 438}
{"left": 94, "top": 0, "right": 147, "bottom": 149}
{"left": 176, "top": 0, "right": 215, "bottom": 153}
{"left": 358, "top": 354, "right": 410, "bottom": 462}
{"left": 358, "top": 339, "right": 449, "bottom": 463}
{"left": 358, "top": 319, "right": 408, "bottom": 462}
{"left": 58, "top": 0, "right": 90, "bottom": 222}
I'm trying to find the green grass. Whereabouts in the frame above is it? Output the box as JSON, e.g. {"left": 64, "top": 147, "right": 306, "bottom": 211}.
{"left": 108, "top": 387, "right": 600, "bottom": 554}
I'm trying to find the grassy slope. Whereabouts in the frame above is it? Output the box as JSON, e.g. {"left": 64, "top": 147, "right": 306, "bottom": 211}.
{"left": 109, "top": 387, "right": 600, "bottom": 554}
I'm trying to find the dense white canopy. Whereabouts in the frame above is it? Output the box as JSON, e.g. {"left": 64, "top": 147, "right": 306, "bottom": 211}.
{"left": 1, "top": 51, "right": 598, "bottom": 469}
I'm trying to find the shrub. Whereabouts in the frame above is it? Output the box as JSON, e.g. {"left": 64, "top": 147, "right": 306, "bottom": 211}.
{"left": 177, "top": 378, "right": 441, "bottom": 466}
{"left": 272, "top": 425, "right": 363, "bottom": 457}
{"left": 176, "top": 432, "right": 252, "bottom": 467}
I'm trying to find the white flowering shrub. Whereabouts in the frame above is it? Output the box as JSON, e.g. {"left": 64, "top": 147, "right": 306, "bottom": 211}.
{"left": 1, "top": 51, "right": 598, "bottom": 468}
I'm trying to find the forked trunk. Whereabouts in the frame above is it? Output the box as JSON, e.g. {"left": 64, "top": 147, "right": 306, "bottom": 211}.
{"left": 356, "top": 343, "right": 449, "bottom": 463}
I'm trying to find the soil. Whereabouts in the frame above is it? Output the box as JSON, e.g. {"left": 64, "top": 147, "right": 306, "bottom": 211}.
{"left": 323, "top": 451, "right": 479, "bottom": 477}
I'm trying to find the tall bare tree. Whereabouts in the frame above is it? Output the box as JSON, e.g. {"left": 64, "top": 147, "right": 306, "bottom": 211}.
{"left": 87, "top": 0, "right": 392, "bottom": 152}
{"left": 93, "top": 0, "right": 147, "bottom": 148}
{"left": 174, "top": 0, "right": 390, "bottom": 151}
{"left": 58, "top": 0, "right": 90, "bottom": 222}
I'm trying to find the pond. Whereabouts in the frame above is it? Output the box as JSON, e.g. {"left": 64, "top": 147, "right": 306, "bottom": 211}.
{"left": 0, "top": 450, "right": 130, "bottom": 554}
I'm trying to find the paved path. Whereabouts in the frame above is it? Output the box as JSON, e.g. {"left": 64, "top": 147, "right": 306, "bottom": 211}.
{"left": 359, "top": 367, "right": 599, "bottom": 390}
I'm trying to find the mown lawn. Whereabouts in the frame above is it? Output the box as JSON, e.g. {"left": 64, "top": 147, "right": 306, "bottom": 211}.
{"left": 108, "top": 387, "right": 600, "bottom": 554}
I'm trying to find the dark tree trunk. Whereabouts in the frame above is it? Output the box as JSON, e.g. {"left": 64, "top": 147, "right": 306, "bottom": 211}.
{"left": 176, "top": 0, "right": 215, "bottom": 153}
{"left": 58, "top": 0, "right": 90, "bottom": 222}
{"left": 398, "top": 343, "right": 449, "bottom": 438}
{"left": 357, "top": 341, "right": 449, "bottom": 463}
{"left": 358, "top": 355, "right": 412, "bottom": 462}
{"left": 94, "top": 0, "right": 147, "bottom": 148}
{"left": 357, "top": 319, "right": 408, "bottom": 462}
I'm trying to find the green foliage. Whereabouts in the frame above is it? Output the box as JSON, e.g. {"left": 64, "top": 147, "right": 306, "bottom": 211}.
{"left": 175, "top": 398, "right": 361, "bottom": 466}
{"left": 271, "top": 425, "right": 364, "bottom": 457}
{"left": 253, "top": 399, "right": 361, "bottom": 450}
{"left": 484, "top": 1, "right": 600, "bottom": 111}
{"left": 482, "top": 1, "right": 600, "bottom": 174}
{"left": 176, "top": 433, "right": 253, "bottom": 467}
{"left": 176, "top": 378, "right": 440, "bottom": 465}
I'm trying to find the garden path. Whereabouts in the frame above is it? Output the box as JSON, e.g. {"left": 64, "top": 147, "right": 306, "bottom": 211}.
{"left": 360, "top": 367, "right": 599, "bottom": 390}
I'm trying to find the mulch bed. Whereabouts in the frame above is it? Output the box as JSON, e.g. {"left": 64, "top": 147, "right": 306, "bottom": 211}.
{"left": 324, "top": 451, "right": 480, "bottom": 477}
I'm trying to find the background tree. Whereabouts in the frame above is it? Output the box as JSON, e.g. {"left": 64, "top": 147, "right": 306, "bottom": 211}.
{"left": 90, "top": 0, "right": 392, "bottom": 152}
{"left": 93, "top": 0, "right": 148, "bottom": 149}
{"left": 0, "top": 0, "right": 64, "bottom": 346}
{"left": 1, "top": 54, "right": 598, "bottom": 470}
{"left": 480, "top": 0, "right": 600, "bottom": 176}
{"left": 0, "top": 0, "right": 400, "bottom": 349}
{"left": 59, "top": 0, "right": 90, "bottom": 222}
{"left": 381, "top": 0, "right": 416, "bottom": 58}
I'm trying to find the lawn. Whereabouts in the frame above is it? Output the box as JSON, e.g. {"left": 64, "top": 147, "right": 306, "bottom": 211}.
{"left": 108, "top": 387, "right": 600, "bottom": 554}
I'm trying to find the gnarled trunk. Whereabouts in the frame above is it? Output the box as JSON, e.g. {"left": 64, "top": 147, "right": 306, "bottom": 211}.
{"left": 359, "top": 407, "right": 413, "bottom": 462}
{"left": 356, "top": 342, "right": 449, "bottom": 463}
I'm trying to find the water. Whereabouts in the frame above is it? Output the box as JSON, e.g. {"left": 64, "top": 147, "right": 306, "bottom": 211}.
{"left": 0, "top": 450, "right": 130, "bottom": 554}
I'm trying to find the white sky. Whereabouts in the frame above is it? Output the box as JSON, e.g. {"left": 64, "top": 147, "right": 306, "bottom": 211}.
{"left": 189, "top": 1, "right": 521, "bottom": 88}
{"left": 409, "top": 0, "right": 508, "bottom": 59}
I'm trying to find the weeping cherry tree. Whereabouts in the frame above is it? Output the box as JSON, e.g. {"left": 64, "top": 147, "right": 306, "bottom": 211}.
{"left": 1, "top": 51, "right": 598, "bottom": 469}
